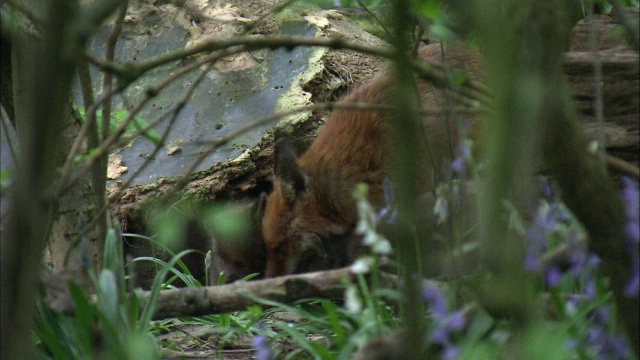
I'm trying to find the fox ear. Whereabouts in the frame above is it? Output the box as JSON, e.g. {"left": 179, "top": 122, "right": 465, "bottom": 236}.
{"left": 274, "top": 141, "right": 309, "bottom": 201}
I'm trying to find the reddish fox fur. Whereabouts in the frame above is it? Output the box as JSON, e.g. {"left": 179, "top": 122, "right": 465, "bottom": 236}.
{"left": 262, "top": 42, "right": 484, "bottom": 277}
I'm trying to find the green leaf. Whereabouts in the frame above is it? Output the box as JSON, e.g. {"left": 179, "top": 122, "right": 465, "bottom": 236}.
{"left": 98, "top": 270, "right": 119, "bottom": 324}
{"left": 414, "top": 0, "right": 441, "bottom": 19}
{"left": 0, "top": 169, "right": 13, "bottom": 189}
{"left": 137, "top": 249, "right": 194, "bottom": 332}
{"left": 204, "top": 206, "right": 251, "bottom": 244}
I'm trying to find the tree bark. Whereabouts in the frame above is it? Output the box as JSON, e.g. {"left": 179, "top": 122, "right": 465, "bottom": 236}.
{"left": 1, "top": 1, "right": 122, "bottom": 358}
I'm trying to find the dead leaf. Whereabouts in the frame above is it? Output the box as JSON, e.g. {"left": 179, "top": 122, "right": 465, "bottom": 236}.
{"left": 107, "top": 154, "right": 128, "bottom": 180}
{"left": 168, "top": 146, "right": 182, "bottom": 155}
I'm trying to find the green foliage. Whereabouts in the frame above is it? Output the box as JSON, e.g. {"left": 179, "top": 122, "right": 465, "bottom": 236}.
{"left": 246, "top": 293, "right": 398, "bottom": 359}
{"left": 126, "top": 233, "right": 204, "bottom": 288}
{"left": 0, "top": 169, "right": 13, "bottom": 192}
{"left": 202, "top": 205, "right": 252, "bottom": 244}
{"left": 32, "top": 184, "right": 635, "bottom": 359}
{"left": 30, "top": 1, "right": 639, "bottom": 357}
{"left": 32, "top": 228, "right": 195, "bottom": 360}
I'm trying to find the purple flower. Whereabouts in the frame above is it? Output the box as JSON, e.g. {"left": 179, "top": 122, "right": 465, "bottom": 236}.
{"left": 423, "top": 284, "right": 447, "bottom": 318}
{"left": 525, "top": 198, "right": 598, "bottom": 297}
{"left": 583, "top": 304, "right": 632, "bottom": 359}
{"left": 377, "top": 177, "right": 398, "bottom": 224}
{"left": 431, "top": 327, "right": 450, "bottom": 345}
{"left": 546, "top": 267, "right": 563, "bottom": 287}
{"left": 625, "top": 222, "right": 639, "bottom": 246}
{"left": 383, "top": 177, "right": 395, "bottom": 206}
{"left": 445, "top": 310, "right": 466, "bottom": 332}
{"left": 423, "top": 283, "right": 465, "bottom": 360}
{"left": 451, "top": 140, "right": 472, "bottom": 175}
{"left": 525, "top": 252, "right": 542, "bottom": 271}
{"left": 537, "top": 176, "right": 553, "bottom": 199}
{"left": 526, "top": 227, "right": 547, "bottom": 251}
{"left": 252, "top": 334, "right": 272, "bottom": 360}
{"left": 586, "top": 323, "right": 631, "bottom": 359}
{"left": 624, "top": 256, "right": 639, "bottom": 297}
{"left": 622, "top": 177, "right": 639, "bottom": 297}
{"left": 442, "top": 345, "right": 460, "bottom": 360}
{"left": 451, "top": 158, "right": 465, "bottom": 175}
{"left": 458, "top": 140, "right": 471, "bottom": 159}
{"left": 622, "top": 178, "right": 639, "bottom": 219}
{"left": 568, "top": 253, "right": 599, "bottom": 280}
{"left": 600, "top": 334, "right": 631, "bottom": 359}
{"left": 588, "top": 327, "right": 605, "bottom": 345}
{"left": 589, "top": 307, "right": 610, "bottom": 324}
{"left": 583, "top": 279, "right": 596, "bottom": 300}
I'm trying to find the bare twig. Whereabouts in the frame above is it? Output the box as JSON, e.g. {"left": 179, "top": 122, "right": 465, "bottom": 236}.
{"left": 3, "top": 0, "right": 46, "bottom": 33}
{"left": 609, "top": 0, "right": 640, "bottom": 51}
{"left": 606, "top": 154, "right": 640, "bottom": 179}
{"left": 0, "top": 104, "right": 17, "bottom": 166}
{"left": 87, "top": 35, "right": 489, "bottom": 104}
{"left": 587, "top": 1, "right": 606, "bottom": 169}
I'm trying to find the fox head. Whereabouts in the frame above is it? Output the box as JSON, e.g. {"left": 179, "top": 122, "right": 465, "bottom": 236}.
{"left": 261, "top": 143, "right": 356, "bottom": 277}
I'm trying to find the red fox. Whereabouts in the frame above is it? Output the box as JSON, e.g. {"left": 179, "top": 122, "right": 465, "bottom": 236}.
{"left": 262, "top": 42, "right": 484, "bottom": 278}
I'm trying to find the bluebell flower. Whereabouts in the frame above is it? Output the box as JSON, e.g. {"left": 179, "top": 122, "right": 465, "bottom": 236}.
{"left": 252, "top": 333, "right": 272, "bottom": 360}
{"left": 442, "top": 345, "right": 460, "bottom": 360}
{"left": 583, "top": 279, "right": 596, "bottom": 300}
{"left": 537, "top": 176, "right": 553, "bottom": 200}
{"left": 525, "top": 198, "right": 594, "bottom": 294}
{"left": 621, "top": 177, "right": 639, "bottom": 297}
{"left": 545, "top": 267, "right": 563, "bottom": 287}
{"left": 451, "top": 139, "right": 472, "bottom": 176}
{"left": 422, "top": 284, "right": 447, "bottom": 317}
{"left": 422, "top": 283, "right": 465, "bottom": 360}
{"left": 625, "top": 256, "right": 639, "bottom": 297}
{"left": 377, "top": 177, "right": 397, "bottom": 224}
{"left": 585, "top": 306, "right": 631, "bottom": 359}
{"left": 523, "top": 187, "right": 623, "bottom": 360}
{"left": 525, "top": 252, "right": 543, "bottom": 272}
{"left": 451, "top": 158, "right": 465, "bottom": 175}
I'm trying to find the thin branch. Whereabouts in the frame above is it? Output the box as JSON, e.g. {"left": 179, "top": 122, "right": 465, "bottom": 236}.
{"left": 76, "top": 0, "right": 127, "bottom": 35}
{"left": 2, "top": 0, "right": 46, "bottom": 34}
{"left": 610, "top": 0, "right": 639, "bottom": 51}
{"left": 587, "top": 1, "right": 606, "bottom": 169}
{"left": 64, "top": 37, "right": 487, "bottom": 202}
{"left": 102, "top": 1, "right": 129, "bottom": 141}
{"left": 606, "top": 154, "right": 640, "bottom": 179}
{"left": 0, "top": 104, "right": 17, "bottom": 166}
{"left": 61, "top": 87, "right": 119, "bottom": 175}
{"left": 88, "top": 35, "right": 489, "bottom": 104}
{"left": 357, "top": 0, "right": 393, "bottom": 42}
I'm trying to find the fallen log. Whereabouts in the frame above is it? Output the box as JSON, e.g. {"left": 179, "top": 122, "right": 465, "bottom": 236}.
{"left": 148, "top": 267, "right": 399, "bottom": 320}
